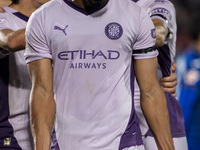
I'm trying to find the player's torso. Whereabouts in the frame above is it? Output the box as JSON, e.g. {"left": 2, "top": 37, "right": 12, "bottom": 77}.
{"left": 40, "top": 0, "right": 143, "bottom": 149}
{"left": 0, "top": 7, "right": 33, "bottom": 150}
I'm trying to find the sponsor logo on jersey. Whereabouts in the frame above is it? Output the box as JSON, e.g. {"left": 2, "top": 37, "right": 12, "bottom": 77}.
{"left": 69, "top": 62, "right": 107, "bottom": 69}
{"left": 105, "top": 22, "right": 123, "bottom": 40}
{"left": 4, "top": 137, "right": 11, "bottom": 146}
{"left": 54, "top": 25, "right": 68, "bottom": 36}
{"left": 150, "top": 7, "right": 172, "bottom": 20}
{"left": 58, "top": 50, "right": 120, "bottom": 60}
{"left": 58, "top": 50, "right": 120, "bottom": 69}
{"left": 151, "top": 28, "right": 156, "bottom": 39}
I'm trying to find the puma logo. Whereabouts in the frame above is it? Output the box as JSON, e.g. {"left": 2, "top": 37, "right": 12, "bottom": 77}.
{"left": 54, "top": 25, "right": 68, "bottom": 35}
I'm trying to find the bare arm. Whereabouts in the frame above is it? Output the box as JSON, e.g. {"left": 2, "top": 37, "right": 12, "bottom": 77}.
{"left": 153, "top": 18, "right": 168, "bottom": 48}
{"left": 134, "top": 57, "right": 174, "bottom": 150}
{"left": 28, "top": 58, "right": 56, "bottom": 150}
{"left": 0, "top": 28, "right": 26, "bottom": 52}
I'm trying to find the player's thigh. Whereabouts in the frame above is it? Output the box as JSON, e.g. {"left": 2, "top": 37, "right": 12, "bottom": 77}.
{"left": 122, "top": 145, "right": 144, "bottom": 150}
{"left": 143, "top": 136, "right": 188, "bottom": 150}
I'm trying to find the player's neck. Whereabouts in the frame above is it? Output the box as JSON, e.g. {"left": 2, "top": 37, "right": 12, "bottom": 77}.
{"left": 9, "top": 0, "right": 42, "bottom": 17}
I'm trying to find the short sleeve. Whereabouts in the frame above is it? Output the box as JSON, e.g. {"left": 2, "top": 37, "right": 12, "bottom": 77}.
{"left": 132, "top": 8, "right": 158, "bottom": 59}
{"left": 24, "top": 11, "right": 52, "bottom": 63}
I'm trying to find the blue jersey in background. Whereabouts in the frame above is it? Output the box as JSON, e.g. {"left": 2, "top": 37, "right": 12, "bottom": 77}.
{"left": 176, "top": 48, "right": 200, "bottom": 150}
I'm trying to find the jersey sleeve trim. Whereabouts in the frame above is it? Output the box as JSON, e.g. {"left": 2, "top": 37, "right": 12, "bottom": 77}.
{"left": 25, "top": 52, "right": 52, "bottom": 64}
{"left": 150, "top": 14, "right": 167, "bottom": 21}
{"left": 133, "top": 49, "right": 158, "bottom": 60}
{"left": 150, "top": 14, "right": 173, "bottom": 40}
{"left": 132, "top": 47, "right": 156, "bottom": 54}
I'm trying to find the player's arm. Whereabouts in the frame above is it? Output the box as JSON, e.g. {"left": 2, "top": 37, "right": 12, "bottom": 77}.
{"left": 160, "top": 63, "right": 177, "bottom": 97}
{"left": 27, "top": 58, "right": 56, "bottom": 150}
{"left": 152, "top": 18, "right": 168, "bottom": 48}
{"left": 152, "top": 17, "right": 177, "bottom": 96}
{"left": 0, "top": 28, "right": 26, "bottom": 52}
{"left": 134, "top": 57, "right": 174, "bottom": 150}
{"left": 151, "top": 9, "right": 177, "bottom": 96}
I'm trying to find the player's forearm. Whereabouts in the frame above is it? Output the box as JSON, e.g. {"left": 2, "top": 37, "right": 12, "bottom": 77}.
{"left": 141, "top": 84, "right": 174, "bottom": 150}
{"left": 0, "top": 29, "right": 25, "bottom": 52}
{"left": 30, "top": 88, "right": 56, "bottom": 150}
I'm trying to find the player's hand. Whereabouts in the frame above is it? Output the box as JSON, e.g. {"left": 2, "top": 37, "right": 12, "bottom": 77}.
{"left": 160, "top": 63, "right": 177, "bottom": 97}
{"left": 0, "top": 7, "right": 5, "bottom": 13}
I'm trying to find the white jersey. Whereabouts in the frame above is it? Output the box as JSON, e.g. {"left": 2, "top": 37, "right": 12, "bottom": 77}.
{"left": 25, "top": 0, "right": 157, "bottom": 149}
{"left": 0, "top": 7, "right": 33, "bottom": 149}
{"left": 134, "top": 0, "right": 185, "bottom": 138}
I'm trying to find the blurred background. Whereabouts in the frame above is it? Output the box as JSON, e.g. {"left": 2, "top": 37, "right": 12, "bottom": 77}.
{"left": 171, "top": 0, "right": 200, "bottom": 57}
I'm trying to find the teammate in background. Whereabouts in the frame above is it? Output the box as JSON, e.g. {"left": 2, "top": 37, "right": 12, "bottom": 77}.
{"left": 25, "top": 0, "right": 174, "bottom": 149}
{"left": 0, "top": 0, "right": 11, "bottom": 7}
{"left": 176, "top": 11, "right": 200, "bottom": 150}
{"left": 133, "top": 0, "right": 188, "bottom": 149}
{"left": 0, "top": 0, "right": 49, "bottom": 149}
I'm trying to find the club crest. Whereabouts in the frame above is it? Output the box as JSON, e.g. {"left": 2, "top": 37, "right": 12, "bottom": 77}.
{"left": 105, "top": 22, "right": 123, "bottom": 40}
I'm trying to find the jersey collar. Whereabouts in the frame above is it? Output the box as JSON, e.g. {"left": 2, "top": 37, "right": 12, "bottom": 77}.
{"left": 12, "top": 12, "right": 29, "bottom": 22}
{"left": 3, "top": 7, "right": 29, "bottom": 22}
{"left": 63, "top": 0, "right": 109, "bottom": 15}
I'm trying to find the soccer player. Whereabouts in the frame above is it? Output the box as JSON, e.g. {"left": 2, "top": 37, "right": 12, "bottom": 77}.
{"left": 0, "top": 0, "right": 49, "bottom": 149}
{"left": 25, "top": 0, "right": 175, "bottom": 149}
{"left": 133, "top": 0, "right": 188, "bottom": 149}
{"left": 176, "top": 11, "right": 200, "bottom": 150}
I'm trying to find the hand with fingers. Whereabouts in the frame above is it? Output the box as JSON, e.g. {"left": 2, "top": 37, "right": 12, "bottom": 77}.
{"left": 160, "top": 63, "right": 177, "bottom": 97}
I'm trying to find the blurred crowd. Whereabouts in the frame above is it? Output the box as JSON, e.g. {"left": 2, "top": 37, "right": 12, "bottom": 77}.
{"left": 172, "top": 0, "right": 200, "bottom": 56}
{"left": 173, "top": 1, "right": 200, "bottom": 149}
